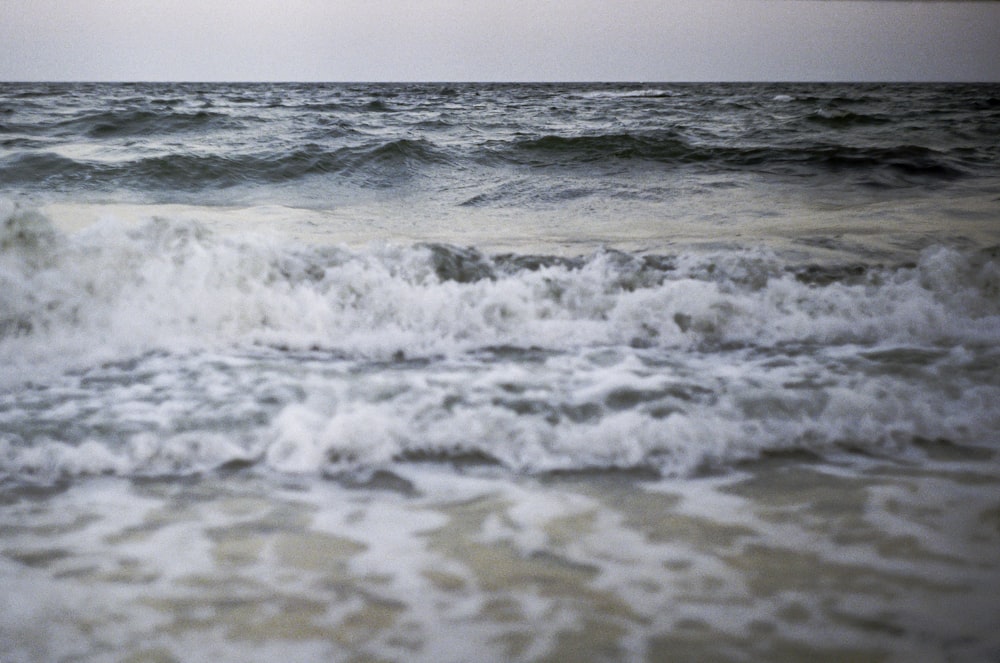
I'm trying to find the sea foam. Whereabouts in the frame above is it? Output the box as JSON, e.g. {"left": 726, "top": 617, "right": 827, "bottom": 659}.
{"left": 1, "top": 204, "right": 997, "bottom": 481}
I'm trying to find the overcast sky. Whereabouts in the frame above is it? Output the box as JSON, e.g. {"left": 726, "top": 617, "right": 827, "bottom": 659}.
{"left": 2, "top": 0, "right": 999, "bottom": 82}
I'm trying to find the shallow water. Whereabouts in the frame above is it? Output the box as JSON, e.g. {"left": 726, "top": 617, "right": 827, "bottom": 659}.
{"left": 3, "top": 459, "right": 999, "bottom": 662}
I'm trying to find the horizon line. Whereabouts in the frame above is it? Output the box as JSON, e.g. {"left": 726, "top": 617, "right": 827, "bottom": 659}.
{"left": 3, "top": 79, "right": 1000, "bottom": 85}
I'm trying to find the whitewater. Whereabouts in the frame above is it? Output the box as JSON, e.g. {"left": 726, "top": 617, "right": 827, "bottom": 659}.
{"left": 1, "top": 82, "right": 999, "bottom": 662}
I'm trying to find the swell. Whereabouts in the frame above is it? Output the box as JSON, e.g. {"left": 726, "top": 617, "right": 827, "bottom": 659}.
{"left": 56, "top": 108, "right": 240, "bottom": 138}
{"left": 2, "top": 82, "right": 998, "bottom": 196}
{"left": 0, "top": 138, "right": 450, "bottom": 190}
{"left": 2, "top": 136, "right": 965, "bottom": 193}
{"left": 512, "top": 132, "right": 694, "bottom": 164}
{"left": 804, "top": 110, "right": 891, "bottom": 128}
{"left": 508, "top": 131, "right": 969, "bottom": 181}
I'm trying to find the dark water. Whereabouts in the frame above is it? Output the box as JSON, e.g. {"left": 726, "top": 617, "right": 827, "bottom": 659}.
{"left": 1, "top": 83, "right": 999, "bottom": 662}
{"left": 2, "top": 82, "right": 999, "bottom": 199}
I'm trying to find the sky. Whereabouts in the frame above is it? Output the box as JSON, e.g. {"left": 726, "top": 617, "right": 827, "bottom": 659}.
{"left": 2, "top": 0, "right": 999, "bottom": 82}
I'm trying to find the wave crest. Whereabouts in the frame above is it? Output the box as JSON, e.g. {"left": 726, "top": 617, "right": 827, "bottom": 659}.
{"left": 2, "top": 207, "right": 998, "bottom": 366}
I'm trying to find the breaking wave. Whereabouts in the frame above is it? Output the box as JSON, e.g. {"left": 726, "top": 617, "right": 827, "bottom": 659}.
{"left": 1, "top": 204, "right": 998, "bottom": 482}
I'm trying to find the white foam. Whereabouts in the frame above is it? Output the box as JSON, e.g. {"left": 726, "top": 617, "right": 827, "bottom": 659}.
{"left": 2, "top": 204, "right": 999, "bottom": 480}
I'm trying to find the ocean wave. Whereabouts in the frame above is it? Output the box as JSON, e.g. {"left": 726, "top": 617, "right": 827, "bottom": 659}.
{"left": 1, "top": 334, "right": 997, "bottom": 482}
{"left": 5, "top": 360, "right": 994, "bottom": 482}
{"left": 573, "top": 88, "right": 678, "bottom": 100}
{"left": 54, "top": 108, "right": 240, "bottom": 138}
{"left": 0, "top": 137, "right": 452, "bottom": 190}
{"left": 512, "top": 133, "right": 693, "bottom": 164}
{"left": 2, "top": 204, "right": 998, "bottom": 482}
{"left": 3, "top": 205, "right": 997, "bottom": 357}
{"left": 509, "top": 131, "right": 967, "bottom": 180}
{"left": 2, "top": 82, "right": 997, "bottom": 199}
{"left": 804, "top": 110, "right": 892, "bottom": 128}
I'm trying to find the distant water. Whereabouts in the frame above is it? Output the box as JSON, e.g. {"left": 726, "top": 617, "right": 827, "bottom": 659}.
{"left": 1, "top": 83, "right": 999, "bottom": 662}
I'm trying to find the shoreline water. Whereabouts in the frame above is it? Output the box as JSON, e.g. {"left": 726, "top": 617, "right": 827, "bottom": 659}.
{"left": 3, "top": 457, "right": 999, "bottom": 662}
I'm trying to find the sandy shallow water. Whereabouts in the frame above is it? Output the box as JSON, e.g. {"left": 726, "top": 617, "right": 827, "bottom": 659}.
{"left": 3, "top": 454, "right": 998, "bottom": 663}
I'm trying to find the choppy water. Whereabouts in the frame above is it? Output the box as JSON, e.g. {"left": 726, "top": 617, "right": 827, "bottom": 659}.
{"left": 1, "top": 83, "right": 999, "bottom": 662}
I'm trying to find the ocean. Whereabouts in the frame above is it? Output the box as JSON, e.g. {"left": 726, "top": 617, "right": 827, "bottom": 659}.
{"left": 1, "top": 82, "right": 999, "bottom": 662}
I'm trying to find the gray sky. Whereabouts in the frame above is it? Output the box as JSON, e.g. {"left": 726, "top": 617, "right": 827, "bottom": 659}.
{"left": 2, "top": 0, "right": 999, "bottom": 82}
